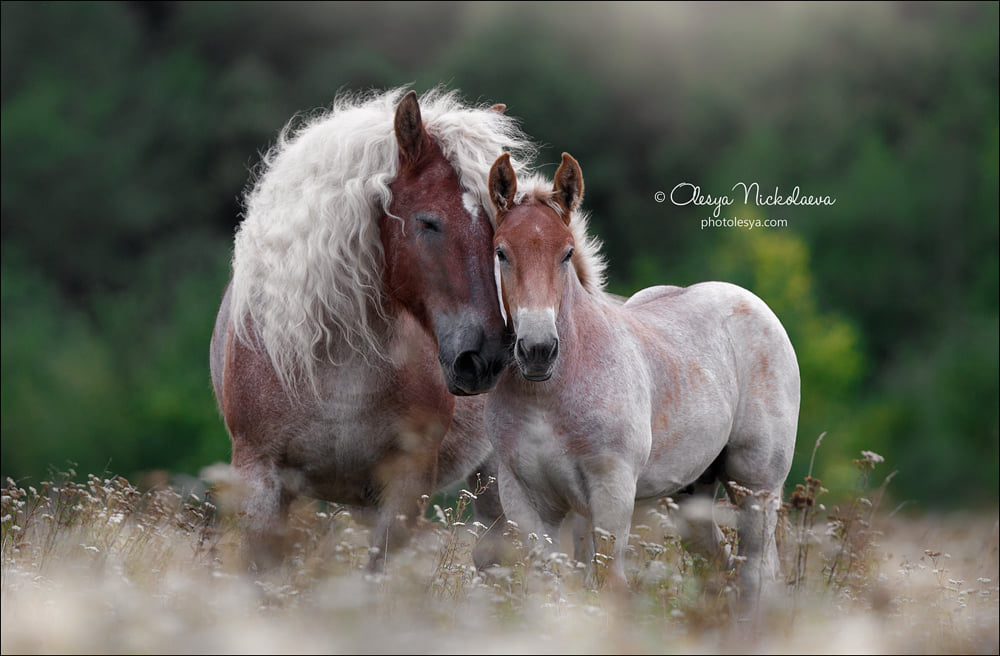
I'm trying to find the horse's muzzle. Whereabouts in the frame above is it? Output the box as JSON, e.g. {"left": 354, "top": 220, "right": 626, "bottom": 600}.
{"left": 448, "top": 348, "right": 508, "bottom": 395}
{"left": 438, "top": 317, "right": 511, "bottom": 395}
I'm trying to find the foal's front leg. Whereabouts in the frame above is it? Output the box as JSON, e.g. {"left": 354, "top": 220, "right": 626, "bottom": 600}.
{"left": 583, "top": 460, "right": 638, "bottom": 591}
{"left": 497, "top": 462, "right": 563, "bottom": 558}
{"left": 468, "top": 451, "right": 514, "bottom": 570}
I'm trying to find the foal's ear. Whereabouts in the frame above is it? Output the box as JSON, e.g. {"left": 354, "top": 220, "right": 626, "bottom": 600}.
{"left": 553, "top": 153, "right": 584, "bottom": 223}
{"left": 394, "top": 90, "right": 424, "bottom": 164}
{"left": 488, "top": 153, "right": 517, "bottom": 222}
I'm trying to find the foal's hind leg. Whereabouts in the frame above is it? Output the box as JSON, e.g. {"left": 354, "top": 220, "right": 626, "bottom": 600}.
{"left": 675, "top": 482, "right": 732, "bottom": 572}
{"left": 726, "top": 482, "right": 783, "bottom": 606}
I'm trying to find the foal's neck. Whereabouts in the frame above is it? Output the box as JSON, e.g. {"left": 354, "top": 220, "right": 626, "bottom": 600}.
{"left": 556, "top": 270, "right": 608, "bottom": 355}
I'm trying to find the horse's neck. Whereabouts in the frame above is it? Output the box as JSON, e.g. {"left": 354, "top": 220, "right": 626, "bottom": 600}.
{"left": 305, "top": 300, "right": 438, "bottom": 398}
{"left": 312, "top": 292, "right": 400, "bottom": 369}
{"left": 383, "top": 303, "right": 440, "bottom": 369}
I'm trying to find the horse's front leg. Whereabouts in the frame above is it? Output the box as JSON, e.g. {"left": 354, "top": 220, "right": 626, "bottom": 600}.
{"left": 367, "top": 429, "right": 441, "bottom": 573}
{"left": 675, "top": 481, "right": 731, "bottom": 569}
{"left": 572, "top": 512, "right": 595, "bottom": 573}
{"left": 232, "top": 452, "right": 293, "bottom": 572}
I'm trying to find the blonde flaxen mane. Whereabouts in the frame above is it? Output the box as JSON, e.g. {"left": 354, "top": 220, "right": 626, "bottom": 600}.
{"left": 229, "top": 86, "right": 536, "bottom": 392}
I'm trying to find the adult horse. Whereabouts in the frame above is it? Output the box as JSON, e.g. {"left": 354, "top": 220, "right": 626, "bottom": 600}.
{"left": 209, "top": 88, "right": 534, "bottom": 572}
{"left": 485, "top": 152, "right": 800, "bottom": 603}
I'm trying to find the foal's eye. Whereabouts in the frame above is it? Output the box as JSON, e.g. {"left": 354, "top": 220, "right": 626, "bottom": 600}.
{"left": 562, "top": 247, "right": 575, "bottom": 264}
{"left": 414, "top": 213, "right": 442, "bottom": 233}
{"left": 495, "top": 247, "right": 508, "bottom": 263}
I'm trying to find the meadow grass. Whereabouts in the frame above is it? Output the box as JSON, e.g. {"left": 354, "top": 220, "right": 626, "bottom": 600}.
{"left": 2, "top": 449, "right": 997, "bottom": 655}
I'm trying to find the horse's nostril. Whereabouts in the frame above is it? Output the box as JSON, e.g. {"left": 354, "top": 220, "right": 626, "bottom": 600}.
{"left": 455, "top": 351, "right": 485, "bottom": 378}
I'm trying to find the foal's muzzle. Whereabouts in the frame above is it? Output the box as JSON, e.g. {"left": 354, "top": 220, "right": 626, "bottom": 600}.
{"left": 514, "top": 335, "right": 559, "bottom": 382}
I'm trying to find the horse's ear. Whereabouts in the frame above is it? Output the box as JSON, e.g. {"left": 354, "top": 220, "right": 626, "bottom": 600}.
{"left": 490, "top": 103, "right": 507, "bottom": 114}
{"left": 553, "top": 153, "right": 583, "bottom": 223}
{"left": 488, "top": 153, "right": 517, "bottom": 223}
{"left": 394, "top": 90, "right": 424, "bottom": 164}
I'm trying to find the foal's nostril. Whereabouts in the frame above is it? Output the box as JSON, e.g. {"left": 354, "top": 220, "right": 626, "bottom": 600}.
{"left": 516, "top": 337, "right": 559, "bottom": 365}
{"left": 515, "top": 339, "right": 528, "bottom": 363}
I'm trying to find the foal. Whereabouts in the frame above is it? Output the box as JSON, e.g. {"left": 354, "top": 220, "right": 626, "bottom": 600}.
{"left": 485, "top": 153, "right": 800, "bottom": 602}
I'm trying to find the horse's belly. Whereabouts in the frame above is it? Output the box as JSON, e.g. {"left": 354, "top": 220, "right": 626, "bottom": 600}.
{"left": 285, "top": 405, "right": 447, "bottom": 506}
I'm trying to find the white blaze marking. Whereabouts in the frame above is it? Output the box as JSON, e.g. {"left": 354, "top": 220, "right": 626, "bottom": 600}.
{"left": 494, "top": 256, "right": 508, "bottom": 326}
{"left": 513, "top": 307, "right": 556, "bottom": 337}
{"left": 462, "top": 192, "right": 481, "bottom": 221}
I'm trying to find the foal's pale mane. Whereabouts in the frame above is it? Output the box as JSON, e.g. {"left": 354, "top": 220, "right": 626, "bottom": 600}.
{"left": 513, "top": 174, "right": 608, "bottom": 294}
{"left": 229, "top": 86, "right": 536, "bottom": 393}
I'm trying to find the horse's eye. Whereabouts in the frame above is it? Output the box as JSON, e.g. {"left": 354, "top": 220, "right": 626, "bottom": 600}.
{"left": 495, "top": 247, "right": 508, "bottom": 264}
{"left": 562, "top": 247, "right": 575, "bottom": 264}
{"left": 415, "top": 213, "right": 441, "bottom": 233}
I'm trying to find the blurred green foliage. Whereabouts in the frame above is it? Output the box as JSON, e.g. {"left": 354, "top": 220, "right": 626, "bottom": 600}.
{"left": 2, "top": 2, "right": 996, "bottom": 509}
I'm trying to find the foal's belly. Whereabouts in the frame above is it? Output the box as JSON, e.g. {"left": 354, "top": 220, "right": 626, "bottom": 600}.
{"left": 634, "top": 413, "right": 733, "bottom": 500}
